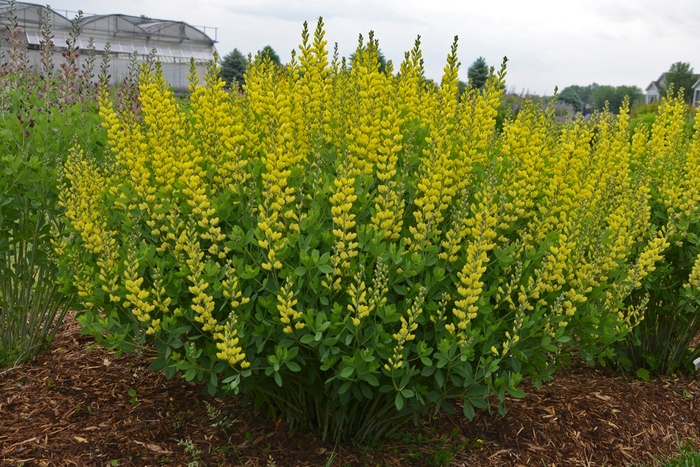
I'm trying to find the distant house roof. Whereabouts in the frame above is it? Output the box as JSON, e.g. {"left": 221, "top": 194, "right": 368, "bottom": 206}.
{"left": 647, "top": 71, "right": 700, "bottom": 94}
{"left": 645, "top": 73, "right": 665, "bottom": 93}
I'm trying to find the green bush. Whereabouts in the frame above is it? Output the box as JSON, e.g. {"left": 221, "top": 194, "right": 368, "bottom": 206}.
{"left": 613, "top": 97, "right": 700, "bottom": 377}
{"left": 0, "top": 3, "right": 102, "bottom": 367}
{"left": 55, "top": 22, "right": 700, "bottom": 443}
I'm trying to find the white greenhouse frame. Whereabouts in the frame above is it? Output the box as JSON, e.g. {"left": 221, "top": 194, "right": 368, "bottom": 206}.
{"left": 0, "top": 1, "right": 217, "bottom": 90}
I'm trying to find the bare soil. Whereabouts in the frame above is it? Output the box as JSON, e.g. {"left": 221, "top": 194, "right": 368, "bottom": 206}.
{"left": 2, "top": 314, "right": 699, "bottom": 466}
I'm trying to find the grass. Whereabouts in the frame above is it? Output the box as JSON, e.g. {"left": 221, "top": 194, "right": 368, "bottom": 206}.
{"left": 638, "top": 440, "right": 700, "bottom": 467}
{"left": 661, "top": 444, "right": 700, "bottom": 466}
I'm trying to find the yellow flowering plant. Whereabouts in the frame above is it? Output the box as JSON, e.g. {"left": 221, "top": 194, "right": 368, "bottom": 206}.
{"left": 611, "top": 94, "right": 700, "bottom": 377}
{"left": 55, "top": 19, "right": 697, "bottom": 442}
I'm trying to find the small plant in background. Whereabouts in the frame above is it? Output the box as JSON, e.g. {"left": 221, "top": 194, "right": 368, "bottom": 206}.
{"left": 204, "top": 400, "right": 236, "bottom": 429}
{"left": 177, "top": 438, "right": 203, "bottom": 467}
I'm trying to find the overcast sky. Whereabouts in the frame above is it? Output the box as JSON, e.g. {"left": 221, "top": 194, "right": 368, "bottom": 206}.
{"left": 43, "top": 0, "right": 700, "bottom": 95}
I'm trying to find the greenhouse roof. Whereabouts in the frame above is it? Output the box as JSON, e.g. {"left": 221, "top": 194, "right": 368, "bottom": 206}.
{"left": 0, "top": 1, "right": 73, "bottom": 29}
{"left": 0, "top": 1, "right": 216, "bottom": 60}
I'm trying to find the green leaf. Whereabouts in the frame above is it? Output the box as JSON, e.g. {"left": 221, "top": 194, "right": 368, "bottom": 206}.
{"left": 338, "top": 381, "right": 352, "bottom": 395}
{"left": 300, "top": 334, "right": 316, "bottom": 344}
{"left": 149, "top": 356, "right": 167, "bottom": 371}
{"left": 318, "top": 251, "right": 329, "bottom": 263}
{"left": 364, "top": 373, "right": 380, "bottom": 387}
{"left": 469, "top": 397, "right": 489, "bottom": 409}
{"left": 435, "top": 369, "right": 445, "bottom": 388}
{"left": 318, "top": 264, "right": 334, "bottom": 274}
{"left": 401, "top": 389, "right": 414, "bottom": 398}
{"left": 506, "top": 386, "right": 526, "bottom": 399}
{"left": 395, "top": 392, "right": 404, "bottom": 411}
{"left": 294, "top": 266, "right": 307, "bottom": 276}
{"left": 467, "top": 385, "right": 489, "bottom": 398}
{"left": 340, "top": 367, "right": 354, "bottom": 379}
{"left": 462, "top": 400, "right": 475, "bottom": 419}
{"left": 636, "top": 368, "right": 650, "bottom": 382}
{"left": 286, "top": 361, "right": 301, "bottom": 372}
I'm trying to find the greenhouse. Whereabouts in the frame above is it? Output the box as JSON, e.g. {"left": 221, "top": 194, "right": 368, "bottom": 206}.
{"left": 0, "top": 1, "right": 217, "bottom": 89}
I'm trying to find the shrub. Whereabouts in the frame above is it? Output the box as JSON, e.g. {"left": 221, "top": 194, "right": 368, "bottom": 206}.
{"left": 0, "top": 3, "right": 102, "bottom": 367}
{"left": 56, "top": 19, "right": 697, "bottom": 442}
{"left": 614, "top": 98, "right": 700, "bottom": 377}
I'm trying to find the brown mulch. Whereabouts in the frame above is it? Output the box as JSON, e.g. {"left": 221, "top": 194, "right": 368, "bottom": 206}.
{"left": 1, "top": 314, "right": 699, "bottom": 467}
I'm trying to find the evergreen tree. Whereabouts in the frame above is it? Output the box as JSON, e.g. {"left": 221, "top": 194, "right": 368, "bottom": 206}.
{"left": 219, "top": 48, "right": 248, "bottom": 87}
{"left": 257, "top": 45, "right": 282, "bottom": 67}
{"left": 467, "top": 56, "right": 489, "bottom": 89}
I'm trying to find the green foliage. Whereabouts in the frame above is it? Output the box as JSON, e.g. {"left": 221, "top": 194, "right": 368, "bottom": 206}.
{"left": 0, "top": 3, "right": 102, "bottom": 367}
{"left": 658, "top": 440, "right": 700, "bottom": 466}
{"left": 219, "top": 48, "right": 248, "bottom": 88}
{"left": 616, "top": 219, "right": 700, "bottom": 376}
{"left": 563, "top": 83, "right": 598, "bottom": 106}
{"left": 55, "top": 21, "right": 700, "bottom": 445}
{"left": 591, "top": 84, "right": 643, "bottom": 113}
{"left": 613, "top": 98, "right": 700, "bottom": 377}
{"left": 467, "top": 56, "right": 489, "bottom": 89}
{"left": 457, "top": 80, "right": 468, "bottom": 101}
{"left": 630, "top": 102, "right": 658, "bottom": 133}
{"left": 662, "top": 62, "right": 696, "bottom": 104}
{"left": 557, "top": 87, "right": 583, "bottom": 113}
{"left": 560, "top": 83, "right": 643, "bottom": 114}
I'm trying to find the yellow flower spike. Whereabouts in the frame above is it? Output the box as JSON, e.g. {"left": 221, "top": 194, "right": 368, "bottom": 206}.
{"left": 276, "top": 277, "right": 302, "bottom": 333}
{"left": 450, "top": 183, "right": 499, "bottom": 339}
{"left": 688, "top": 252, "right": 700, "bottom": 290}
{"left": 328, "top": 167, "right": 360, "bottom": 281}
{"left": 386, "top": 287, "right": 426, "bottom": 370}
{"left": 215, "top": 303, "right": 249, "bottom": 369}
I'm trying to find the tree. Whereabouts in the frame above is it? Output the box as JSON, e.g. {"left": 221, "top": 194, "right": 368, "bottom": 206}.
{"left": 662, "top": 61, "right": 695, "bottom": 103}
{"left": 565, "top": 83, "right": 598, "bottom": 107}
{"left": 615, "top": 85, "right": 643, "bottom": 108}
{"left": 219, "top": 48, "right": 248, "bottom": 87}
{"left": 557, "top": 87, "right": 583, "bottom": 113}
{"left": 457, "top": 80, "right": 468, "bottom": 100}
{"left": 591, "top": 85, "right": 642, "bottom": 113}
{"left": 467, "top": 56, "right": 489, "bottom": 89}
{"left": 257, "top": 45, "right": 282, "bottom": 67}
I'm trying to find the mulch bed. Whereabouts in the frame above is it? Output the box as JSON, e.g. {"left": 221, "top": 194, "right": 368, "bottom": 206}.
{"left": 1, "top": 314, "right": 699, "bottom": 466}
